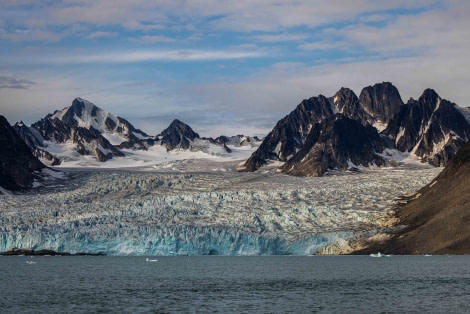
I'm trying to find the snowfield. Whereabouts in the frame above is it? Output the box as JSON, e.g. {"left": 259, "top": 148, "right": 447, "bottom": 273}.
{"left": 0, "top": 158, "right": 441, "bottom": 255}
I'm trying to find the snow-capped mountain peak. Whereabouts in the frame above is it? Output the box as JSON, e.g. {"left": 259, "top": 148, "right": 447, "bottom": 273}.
{"left": 51, "top": 98, "right": 119, "bottom": 134}
{"left": 22, "top": 98, "right": 156, "bottom": 162}
{"left": 46, "top": 97, "right": 150, "bottom": 145}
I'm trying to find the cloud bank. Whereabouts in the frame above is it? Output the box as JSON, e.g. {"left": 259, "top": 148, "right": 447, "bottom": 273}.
{"left": 0, "top": 0, "right": 469, "bottom": 137}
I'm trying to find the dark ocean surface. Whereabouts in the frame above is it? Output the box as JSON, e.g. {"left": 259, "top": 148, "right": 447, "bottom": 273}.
{"left": 1, "top": 255, "right": 469, "bottom": 313}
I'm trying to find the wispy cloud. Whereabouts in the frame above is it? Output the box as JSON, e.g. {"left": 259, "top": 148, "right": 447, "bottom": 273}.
{"left": 252, "top": 33, "right": 308, "bottom": 43}
{"left": 44, "top": 50, "right": 265, "bottom": 64}
{"left": 1, "top": 0, "right": 443, "bottom": 40}
{"left": 86, "top": 31, "right": 117, "bottom": 39}
{"left": 128, "top": 35, "right": 177, "bottom": 44}
{"left": 122, "top": 21, "right": 165, "bottom": 32}
{"left": 298, "top": 41, "right": 346, "bottom": 51}
{"left": 0, "top": 76, "right": 35, "bottom": 89}
{"left": 0, "top": 28, "right": 63, "bottom": 42}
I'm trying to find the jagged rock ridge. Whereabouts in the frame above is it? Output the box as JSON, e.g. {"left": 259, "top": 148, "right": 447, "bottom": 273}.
{"left": 281, "top": 115, "right": 385, "bottom": 176}
{"left": 332, "top": 87, "right": 373, "bottom": 126}
{"left": 383, "top": 89, "right": 470, "bottom": 166}
{"left": 0, "top": 115, "right": 45, "bottom": 191}
{"left": 242, "top": 95, "right": 336, "bottom": 171}
{"left": 242, "top": 83, "right": 402, "bottom": 173}
{"left": 243, "top": 82, "right": 470, "bottom": 176}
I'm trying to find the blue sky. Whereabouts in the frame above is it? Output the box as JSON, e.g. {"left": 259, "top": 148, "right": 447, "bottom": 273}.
{"left": 1, "top": 0, "right": 469, "bottom": 137}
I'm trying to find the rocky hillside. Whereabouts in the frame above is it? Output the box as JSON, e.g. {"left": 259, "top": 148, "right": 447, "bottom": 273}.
{"left": 242, "top": 82, "right": 470, "bottom": 176}
{"left": 0, "top": 115, "right": 45, "bottom": 191}
{"left": 355, "top": 139, "right": 470, "bottom": 255}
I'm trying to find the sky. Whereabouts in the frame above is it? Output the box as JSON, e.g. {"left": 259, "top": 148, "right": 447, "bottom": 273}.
{"left": 1, "top": 0, "right": 469, "bottom": 137}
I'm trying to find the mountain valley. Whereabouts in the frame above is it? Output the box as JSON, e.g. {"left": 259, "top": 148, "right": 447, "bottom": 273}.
{"left": 1, "top": 81, "right": 469, "bottom": 255}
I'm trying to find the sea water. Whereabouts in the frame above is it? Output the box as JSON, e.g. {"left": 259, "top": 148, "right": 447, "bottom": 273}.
{"left": 0, "top": 255, "right": 469, "bottom": 313}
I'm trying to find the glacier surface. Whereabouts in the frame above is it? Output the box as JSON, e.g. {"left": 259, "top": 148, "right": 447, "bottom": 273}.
{"left": 0, "top": 163, "right": 440, "bottom": 255}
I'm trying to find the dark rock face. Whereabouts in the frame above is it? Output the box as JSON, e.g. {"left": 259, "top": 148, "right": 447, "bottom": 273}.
{"left": 281, "top": 115, "right": 385, "bottom": 176}
{"left": 242, "top": 95, "right": 335, "bottom": 171}
{"left": 214, "top": 135, "right": 230, "bottom": 145}
{"left": 359, "top": 82, "right": 404, "bottom": 124}
{"left": 60, "top": 98, "right": 83, "bottom": 127}
{"left": 76, "top": 126, "right": 124, "bottom": 161}
{"left": 118, "top": 138, "right": 155, "bottom": 150}
{"left": 0, "top": 116, "right": 45, "bottom": 190}
{"left": 13, "top": 121, "right": 43, "bottom": 148}
{"left": 332, "top": 87, "right": 373, "bottom": 125}
{"left": 158, "top": 119, "right": 200, "bottom": 151}
{"left": 355, "top": 139, "right": 470, "bottom": 255}
{"left": 116, "top": 116, "right": 150, "bottom": 143}
{"left": 13, "top": 122, "right": 61, "bottom": 165}
{"left": 383, "top": 89, "right": 470, "bottom": 166}
{"left": 33, "top": 149, "right": 61, "bottom": 166}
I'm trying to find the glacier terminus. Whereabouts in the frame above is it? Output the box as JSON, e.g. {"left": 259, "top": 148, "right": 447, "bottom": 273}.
{"left": 0, "top": 161, "right": 439, "bottom": 256}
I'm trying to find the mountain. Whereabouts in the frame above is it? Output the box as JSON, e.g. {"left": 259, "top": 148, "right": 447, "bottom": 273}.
{"left": 153, "top": 119, "right": 262, "bottom": 155}
{"left": 241, "top": 94, "right": 336, "bottom": 171}
{"left": 0, "top": 115, "right": 45, "bottom": 191}
{"left": 203, "top": 135, "right": 260, "bottom": 154}
{"left": 157, "top": 119, "right": 200, "bottom": 151}
{"left": 383, "top": 89, "right": 470, "bottom": 166}
{"left": 21, "top": 98, "right": 155, "bottom": 162}
{"left": 241, "top": 84, "right": 397, "bottom": 172}
{"left": 243, "top": 82, "right": 470, "bottom": 175}
{"left": 213, "top": 135, "right": 261, "bottom": 147}
{"left": 13, "top": 121, "right": 61, "bottom": 165}
{"left": 281, "top": 115, "right": 385, "bottom": 176}
{"left": 50, "top": 97, "right": 150, "bottom": 144}
{"left": 359, "top": 82, "right": 404, "bottom": 127}
{"left": 356, "top": 139, "right": 470, "bottom": 254}
{"left": 13, "top": 99, "right": 260, "bottom": 166}
{"left": 331, "top": 87, "right": 373, "bottom": 126}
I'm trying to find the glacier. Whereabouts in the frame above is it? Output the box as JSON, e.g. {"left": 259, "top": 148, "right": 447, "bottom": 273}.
{"left": 0, "top": 163, "right": 440, "bottom": 255}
